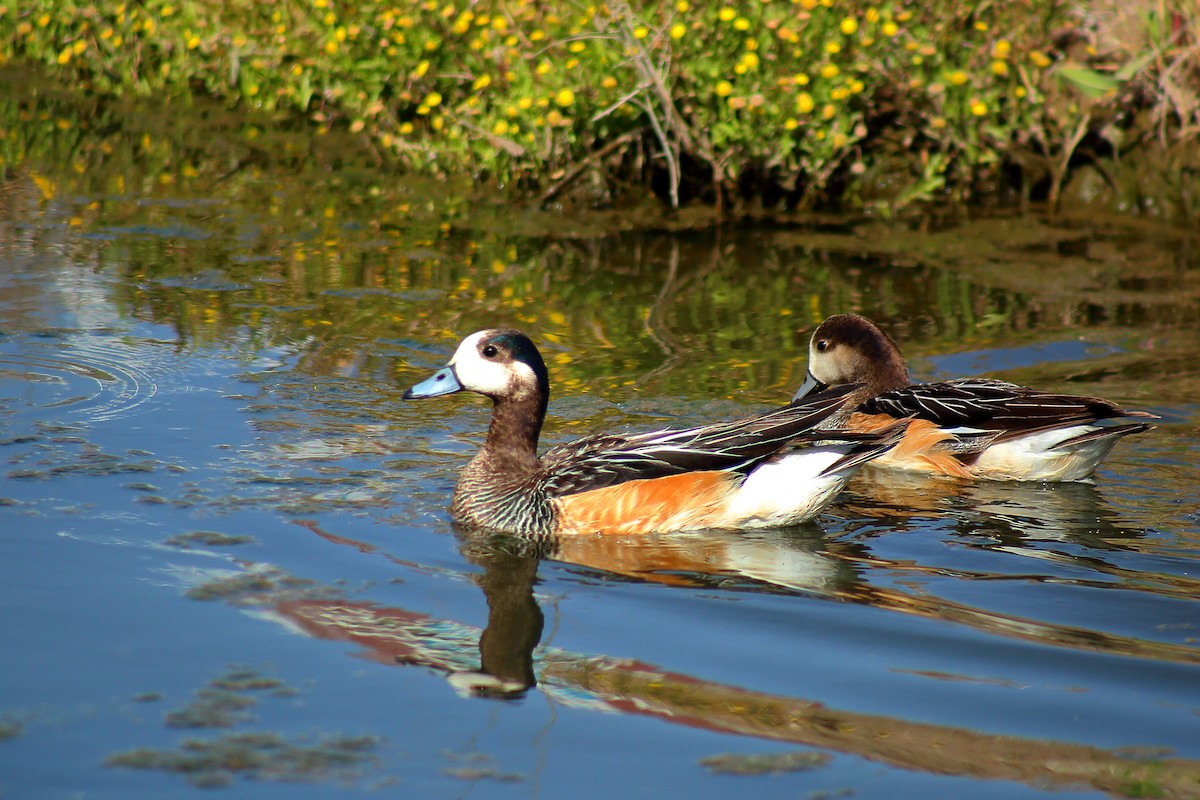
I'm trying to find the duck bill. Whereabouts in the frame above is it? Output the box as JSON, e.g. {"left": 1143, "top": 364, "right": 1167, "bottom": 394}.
{"left": 791, "top": 371, "right": 828, "bottom": 403}
{"left": 403, "top": 365, "right": 463, "bottom": 399}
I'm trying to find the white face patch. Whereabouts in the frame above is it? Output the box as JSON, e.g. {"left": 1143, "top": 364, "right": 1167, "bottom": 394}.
{"left": 448, "top": 330, "right": 539, "bottom": 398}
{"left": 809, "top": 341, "right": 839, "bottom": 384}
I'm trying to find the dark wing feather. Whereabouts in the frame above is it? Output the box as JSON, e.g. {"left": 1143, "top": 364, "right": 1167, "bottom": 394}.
{"left": 539, "top": 384, "right": 860, "bottom": 498}
{"left": 864, "top": 378, "right": 1154, "bottom": 437}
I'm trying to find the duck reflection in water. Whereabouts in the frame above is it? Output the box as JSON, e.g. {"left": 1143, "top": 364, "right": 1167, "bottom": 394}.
{"left": 265, "top": 520, "right": 1200, "bottom": 796}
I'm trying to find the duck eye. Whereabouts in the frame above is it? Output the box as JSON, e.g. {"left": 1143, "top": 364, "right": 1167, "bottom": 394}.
{"left": 815, "top": 340, "right": 829, "bottom": 352}
{"left": 482, "top": 344, "right": 499, "bottom": 358}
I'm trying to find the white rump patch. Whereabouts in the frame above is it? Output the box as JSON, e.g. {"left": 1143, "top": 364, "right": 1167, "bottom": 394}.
{"left": 725, "top": 445, "right": 857, "bottom": 526}
{"left": 971, "top": 425, "right": 1119, "bottom": 481}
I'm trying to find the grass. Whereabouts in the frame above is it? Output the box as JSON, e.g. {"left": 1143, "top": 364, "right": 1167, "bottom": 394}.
{"left": 2, "top": 0, "right": 1196, "bottom": 211}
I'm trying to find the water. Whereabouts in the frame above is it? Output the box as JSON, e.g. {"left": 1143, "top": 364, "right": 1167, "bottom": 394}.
{"left": 2, "top": 72, "right": 1199, "bottom": 799}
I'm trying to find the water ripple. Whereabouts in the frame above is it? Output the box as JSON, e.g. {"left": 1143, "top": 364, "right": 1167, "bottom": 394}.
{"left": 0, "top": 332, "right": 163, "bottom": 423}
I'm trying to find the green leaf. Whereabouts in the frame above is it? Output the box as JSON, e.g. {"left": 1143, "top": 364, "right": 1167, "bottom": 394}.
{"left": 1057, "top": 65, "right": 1121, "bottom": 98}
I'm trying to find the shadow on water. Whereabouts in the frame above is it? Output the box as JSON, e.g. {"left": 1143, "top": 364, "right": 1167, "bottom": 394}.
{"left": 3, "top": 65, "right": 1200, "bottom": 798}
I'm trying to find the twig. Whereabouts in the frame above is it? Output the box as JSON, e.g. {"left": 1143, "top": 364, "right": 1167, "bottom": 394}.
{"left": 538, "top": 129, "right": 642, "bottom": 206}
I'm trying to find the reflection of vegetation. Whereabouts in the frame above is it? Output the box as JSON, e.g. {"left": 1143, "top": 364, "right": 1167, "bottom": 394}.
{"left": 3, "top": 1, "right": 1197, "bottom": 211}
{"left": 3, "top": 73, "right": 1196, "bottom": 409}
{"left": 107, "top": 665, "right": 377, "bottom": 789}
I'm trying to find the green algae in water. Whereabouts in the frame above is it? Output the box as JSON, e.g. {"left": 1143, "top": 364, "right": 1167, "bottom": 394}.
{"left": 109, "top": 665, "right": 377, "bottom": 787}
{"left": 700, "top": 750, "right": 833, "bottom": 776}
{"left": 166, "top": 530, "right": 255, "bottom": 548}
{"left": 0, "top": 716, "right": 24, "bottom": 743}
{"left": 439, "top": 751, "right": 525, "bottom": 783}
{"left": 106, "top": 731, "right": 381, "bottom": 787}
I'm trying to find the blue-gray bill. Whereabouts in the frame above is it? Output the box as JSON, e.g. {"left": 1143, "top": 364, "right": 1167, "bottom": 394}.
{"left": 404, "top": 366, "right": 463, "bottom": 399}
{"left": 791, "top": 371, "right": 827, "bottom": 403}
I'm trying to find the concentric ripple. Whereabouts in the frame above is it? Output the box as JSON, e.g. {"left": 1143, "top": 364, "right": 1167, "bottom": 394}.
{"left": 0, "top": 333, "right": 162, "bottom": 423}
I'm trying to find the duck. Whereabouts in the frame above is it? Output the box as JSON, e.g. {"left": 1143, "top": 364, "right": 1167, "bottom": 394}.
{"left": 791, "top": 314, "right": 1157, "bottom": 482}
{"left": 404, "top": 328, "right": 904, "bottom": 537}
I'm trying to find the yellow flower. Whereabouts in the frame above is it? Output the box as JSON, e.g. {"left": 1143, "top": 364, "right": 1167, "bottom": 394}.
{"left": 670, "top": 23, "right": 686, "bottom": 39}
{"left": 784, "top": 118, "right": 798, "bottom": 130}
{"left": 38, "top": 13, "right": 51, "bottom": 27}
{"left": 417, "top": 104, "right": 431, "bottom": 115}
{"left": 187, "top": 34, "right": 201, "bottom": 49}
{"left": 865, "top": 8, "right": 879, "bottom": 23}
{"left": 821, "top": 64, "right": 839, "bottom": 79}
{"left": 715, "top": 80, "right": 733, "bottom": 97}
{"left": 825, "top": 41, "right": 841, "bottom": 54}
{"left": 734, "top": 17, "right": 750, "bottom": 31}
{"left": 546, "top": 109, "right": 564, "bottom": 125}
{"left": 882, "top": 21, "right": 898, "bottom": 37}
{"left": 601, "top": 76, "right": 618, "bottom": 89}
{"left": 840, "top": 17, "right": 858, "bottom": 35}
{"left": 399, "top": 122, "right": 414, "bottom": 134}
{"left": 794, "top": 73, "right": 809, "bottom": 85}
{"left": 1029, "top": 50, "right": 1051, "bottom": 68}
{"left": 850, "top": 80, "right": 865, "bottom": 94}
{"left": 431, "top": 115, "right": 444, "bottom": 131}
{"left": 569, "top": 41, "right": 586, "bottom": 52}
{"left": 73, "top": 40, "right": 87, "bottom": 55}
{"left": 799, "top": 0, "right": 818, "bottom": 9}
{"left": 530, "top": 29, "right": 545, "bottom": 41}
{"left": 493, "top": 120, "right": 510, "bottom": 135}
{"left": 536, "top": 60, "right": 552, "bottom": 75}
{"left": 633, "top": 26, "right": 649, "bottom": 39}
{"left": 677, "top": 0, "right": 690, "bottom": 11}
{"left": 970, "top": 99, "right": 987, "bottom": 116}
{"left": 948, "top": 70, "right": 968, "bottom": 86}
{"left": 56, "top": 46, "right": 72, "bottom": 65}
{"left": 424, "top": 91, "right": 443, "bottom": 107}
{"left": 555, "top": 88, "right": 575, "bottom": 107}
{"left": 415, "top": 60, "right": 430, "bottom": 78}
{"left": 993, "top": 40, "right": 1011, "bottom": 59}
{"left": 324, "top": 39, "right": 338, "bottom": 54}
{"left": 832, "top": 133, "right": 847, "bottom": 148}
{"left": 974, "top": 21, "right": 988, "bottom": 31}
{"left": 742, "top": 52, "right": 759, "bottom": 69}
{"left": 796, "top": 92, "right": 814, "bottom": 113}
{"left": 518, "top": 97, "right": 533, "bottom": 109}
{"left": 931, "top": 117, "right": 947, "bottom": 129}
{"left": 473, "top": 74, "right": 491, "bottom": 90}
{"left": 718, "top": 8, "right": 736, "bottom": 22}
{"left": 992, "top": 60, "right": 1009, "bottom": 77}
{"left": 1015, "top": 86, "right": 1027, "bottom": 98}
{"left": 822, "top": 103, "right": 836, "bottom": 120}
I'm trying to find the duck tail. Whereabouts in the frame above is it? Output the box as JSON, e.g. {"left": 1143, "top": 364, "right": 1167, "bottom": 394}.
{"left": 1053, "top": 421, "right": 1154, "bottom": 450}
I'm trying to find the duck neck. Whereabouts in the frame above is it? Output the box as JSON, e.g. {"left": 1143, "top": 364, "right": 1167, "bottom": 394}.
{"left": 479, "top": 391, "right": 546, "bottom": 475}
{"left": 872, "top": 348, "right": 910, "bottom": 393}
